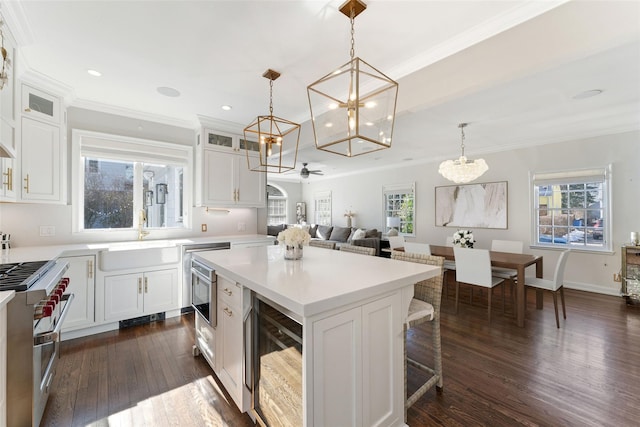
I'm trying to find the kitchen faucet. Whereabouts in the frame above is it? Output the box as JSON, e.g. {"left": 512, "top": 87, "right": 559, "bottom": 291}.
{"left": 138, "top": 209, "right": 150, "bottom": 240}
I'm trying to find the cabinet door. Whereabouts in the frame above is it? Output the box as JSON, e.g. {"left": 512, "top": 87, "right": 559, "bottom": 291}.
{"left": 21, "top": 117, "right": 61, "bottom": 202}
{"left": 202, "top": 149, "right": 235, "bottom": 205}
{"left": 21, "top": 84, "right": 61, "bottom": 124}
{"left": 235, "top": 155, "right": 265, "bottom": 207}
{"left": 217, "top": 275, "right": 244, "bottom": 408}
{"left": 104, "top": 273, "right": 144, "bottom": 321}
{"left": 0, "top": 158, "right": 16, "bottom": 201}
{"left": 60, "top": 255, "right": 96, "bottom": 332}
{"left": 143, "top": 268, "right": 178, "bottom": 314}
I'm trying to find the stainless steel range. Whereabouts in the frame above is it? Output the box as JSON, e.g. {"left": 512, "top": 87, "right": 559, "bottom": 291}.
{"left": 1, "top": 259, "right": 74, "bottom": 427}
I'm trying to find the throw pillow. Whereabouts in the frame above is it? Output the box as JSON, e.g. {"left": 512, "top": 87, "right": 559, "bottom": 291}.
{"left": 352, "top": 228, "right": 366, "bottom": 240}
{"left": 329, "top": 226, "right": 352, "bottom": 242}
{"left": 364, "top": 228, "right": 378, "bottom": 238}
{"left": 308, "top": 224, "right": 318, "bottom": 238}
{"left": 316, "top": 225, "right": 333, "bottom": 240}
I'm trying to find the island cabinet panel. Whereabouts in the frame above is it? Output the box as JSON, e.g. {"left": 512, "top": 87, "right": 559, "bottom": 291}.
{"left": 309, "top": 292, "right": 403, "bottom": 427}
{"left": 216, "top": 274, "right": 249, "bottom": 412}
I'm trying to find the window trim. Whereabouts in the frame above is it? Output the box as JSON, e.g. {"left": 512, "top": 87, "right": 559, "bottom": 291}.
{"left": 383, "top": 182, "right": 416, "bottom": 237}
{"left": 72, "top": 129, "right": 193, "bottom": 233}
{"left": 530, "top": 165, "right": 612, "bottom": 253}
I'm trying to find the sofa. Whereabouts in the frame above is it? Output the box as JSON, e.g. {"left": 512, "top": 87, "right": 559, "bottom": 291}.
{"left": 310, "top": 225, "right": 383, "bottom": 256}
{"left": 267, "top": 224, "right": 383, "bottom": 255}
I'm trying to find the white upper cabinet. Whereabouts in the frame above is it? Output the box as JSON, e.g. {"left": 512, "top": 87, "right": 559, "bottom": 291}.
{"left": 0, "top": 22, "right": 17, "bottom": 201}
{"left": 21, "top": 84, "right": 61, "bottom": 125}
{"left": 195, "top": 127, "right": 265, "bottom": 208}
{"left": 18, "top": 84, "right": 66, "bottom": 204}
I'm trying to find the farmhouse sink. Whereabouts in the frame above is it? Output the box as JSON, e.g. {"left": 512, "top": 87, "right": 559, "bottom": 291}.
{"left": 99, "top": 240, "right": 180, "bottom": 271}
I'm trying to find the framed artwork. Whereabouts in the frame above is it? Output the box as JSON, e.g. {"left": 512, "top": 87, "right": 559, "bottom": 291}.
{"left": 435, "top": 181, "right": 508, "bottom": 229}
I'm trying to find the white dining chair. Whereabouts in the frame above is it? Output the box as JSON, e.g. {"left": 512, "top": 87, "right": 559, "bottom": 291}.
{"left": 490, "top": 239, "right": 524, "bottom": 280}
{"left": 403, "top": 242, "right": 431, "bottom": 255}
{"left": 453, "top": 247, "right": 507, "bottom": 321}
{"left": 388, "top": 236, "right": 406, "bottom": 250}
{"left": 524, "top": 249, "right": 570, "bottom": 328}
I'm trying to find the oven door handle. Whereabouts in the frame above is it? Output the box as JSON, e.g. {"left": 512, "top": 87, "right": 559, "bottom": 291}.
{"left": 34, "top": 293, "right": 75, "bottom": 347}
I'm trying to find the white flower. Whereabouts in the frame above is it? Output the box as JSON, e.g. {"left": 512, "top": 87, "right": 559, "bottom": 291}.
{"left": 277, "top": 227, "right": 311, "bottom": 247}
{"left": 452, "top": 229, "right": 475, "bottom": 248}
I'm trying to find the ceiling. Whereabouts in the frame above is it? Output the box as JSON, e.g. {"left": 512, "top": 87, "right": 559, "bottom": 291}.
{"left": 4, "top": 0, "right": 640, "bottom": 180}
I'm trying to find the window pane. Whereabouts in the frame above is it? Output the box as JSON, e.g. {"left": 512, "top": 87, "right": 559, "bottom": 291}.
{"left": 142, "top": 163, "right": 184, "bottom": 228}
{"left": 534, "top": 176, "right": 608, "bottom": 250}
{"left": 84, "top": 158, "right": 134, "bottom": 229}
{"left": 384, "top": 189, "right": 415, "bottom": 235}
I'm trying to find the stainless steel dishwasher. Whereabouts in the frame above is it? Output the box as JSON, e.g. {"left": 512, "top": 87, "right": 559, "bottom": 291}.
{"left": 181, "top": 242, "right": 231, "bottom": 311}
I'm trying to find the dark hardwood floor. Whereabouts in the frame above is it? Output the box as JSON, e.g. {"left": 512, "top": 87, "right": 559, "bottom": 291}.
{"left": 42, "top": 287, "right": 640, "bottom": 427}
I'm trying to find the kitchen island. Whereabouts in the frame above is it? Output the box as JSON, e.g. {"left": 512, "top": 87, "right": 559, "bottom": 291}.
{"left": 193, "top": 244, "right": 440, "bottom": 427}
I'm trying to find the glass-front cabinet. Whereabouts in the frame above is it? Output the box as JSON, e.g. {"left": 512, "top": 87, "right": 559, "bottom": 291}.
{"left": 621, "top": 245, "right": 640, "bottom": 305}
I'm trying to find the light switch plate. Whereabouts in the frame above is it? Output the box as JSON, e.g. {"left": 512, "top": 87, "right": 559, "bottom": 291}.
{"left": 201, "top": 224, "right": 207, "bottom": 232}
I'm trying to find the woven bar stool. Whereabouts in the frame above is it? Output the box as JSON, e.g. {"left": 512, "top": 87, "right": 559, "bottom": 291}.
{"left": 391, "top": 252, "right": 445, "bottom": 420}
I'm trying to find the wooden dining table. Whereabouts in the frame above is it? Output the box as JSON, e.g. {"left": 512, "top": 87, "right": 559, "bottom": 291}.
{"left": 427, "top": 245, "right": 543, "bottom": 327}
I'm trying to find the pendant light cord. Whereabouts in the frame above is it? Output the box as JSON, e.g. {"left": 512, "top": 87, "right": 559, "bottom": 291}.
{"left": 350, "top": 7, "right": 356, "bottom": 61}
{"left": 269, "top": 78, "right": 274, "bottom": 115}
{"left": 459, "top": 123, "right": 467, "bottom": 157}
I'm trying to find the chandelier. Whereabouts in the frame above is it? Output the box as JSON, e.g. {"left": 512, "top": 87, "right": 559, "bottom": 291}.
{"left": 307, "top": 0, "right": 398, "bottom": 157}
{"left": 244, "top": 69, "right": 300, "bottom": 173}
{"left": 0, "top": 20, "right": 10, "bottom": 90}
{"left": 438, "top": 123, "right": 488, "bottom": 184}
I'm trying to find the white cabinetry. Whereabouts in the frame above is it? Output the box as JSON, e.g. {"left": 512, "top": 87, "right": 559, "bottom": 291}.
{"left": 195, "top": 127, "right": 265, "bottom": 208}
{"left": 0, "top": 23, "right": 17, "bottom": 201}
{"left": 104, "top": 268, "right": 178, "bottom": 322}
{"left": 19, "top": 84, "right": 66, "bottom": 204}
{"left": 309, "top": 292, "right": 403, "bottom": 427}
{"left": 59, "top": 255, "right": 96, "bottom": 332}
{"left": 216, "top": 273, "right": 250, "bottom": 412}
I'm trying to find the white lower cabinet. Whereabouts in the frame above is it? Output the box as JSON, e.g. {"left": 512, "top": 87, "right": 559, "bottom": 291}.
{"left": 59, "top": 255, "right": 96, "bottom": 332}
{"left": 216, "top": 273, "right": 249, "bottom": 412}
{"left": 104, "top": 268, "right": 178, "bottom": 322}
{"left": 309, "top": 292, "right": 403, "bottom": 427}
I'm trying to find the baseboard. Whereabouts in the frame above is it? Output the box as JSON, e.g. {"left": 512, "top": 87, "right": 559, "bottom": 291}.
{"left": 564, "top": 280, "right": 621, "bottom": 297}
{"left": 61, "top": 322, "right": 119, "bottom": 341}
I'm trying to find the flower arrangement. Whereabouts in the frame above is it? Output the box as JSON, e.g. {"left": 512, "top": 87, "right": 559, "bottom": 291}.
{"left": 452, "top": 229, "right": 475, "bottom": 248}
{"left": 277, "top": 227, "right": 311, "bottom": 247}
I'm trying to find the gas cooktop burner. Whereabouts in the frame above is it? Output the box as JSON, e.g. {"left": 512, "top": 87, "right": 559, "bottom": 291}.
{"left": 0, "top": 261, "right": 52, "bottom": 291}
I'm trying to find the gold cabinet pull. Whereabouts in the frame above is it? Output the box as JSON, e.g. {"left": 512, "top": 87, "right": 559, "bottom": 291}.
{"left": 88, "top": 259, "right": 93, "bottom": 279}
{"left": 138, "top": 277, "right": 142, "bottom": 293}
{"left": 223, "top": 307, "right": 232, "bottom": 317}
{"left": 236, "top": 188, "right": 240, "bottom": 201}
{"left": 2, "top": 167, "right": 12, "bottom": 191}
{"left": 144, "top": 276, "right": 148, "bottom": 293}
{"left": 23, "top": 174, "right": 29, "bottom": 193}
{"left": 223, "top": 287, "right": 232, "bottom": 296}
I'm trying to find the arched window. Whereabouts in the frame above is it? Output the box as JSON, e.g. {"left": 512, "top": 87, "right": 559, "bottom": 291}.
{"left": 267, "top": 184, "right": 287, "bottom": 225}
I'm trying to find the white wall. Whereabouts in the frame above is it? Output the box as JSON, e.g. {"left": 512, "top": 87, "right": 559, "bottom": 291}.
{"left": 300, "top": 131, "right": 640, "bottom": 296}
{"left": 0, "top": 107, "right": 259, "bottom": 246}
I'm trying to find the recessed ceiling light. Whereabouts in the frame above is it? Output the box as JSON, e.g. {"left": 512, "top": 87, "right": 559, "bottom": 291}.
{"left": 157, "top": 86, "right": 180, "bottom": 97}
{"left": 572, "top": 89, "right": 603, "bottom": 99}
{"left": 87, "top": 69, "right": 102, "bottom": 77}
{"left": 221, "top": 105, "right": 232, "bottom": 111}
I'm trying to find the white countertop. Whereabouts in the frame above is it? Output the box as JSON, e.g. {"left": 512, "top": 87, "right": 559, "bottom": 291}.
{"left": 193, "top": 245, "right": 440, "bottom": 318}
{"left": 0, "top": 234, "right": 274, "bottom": 263}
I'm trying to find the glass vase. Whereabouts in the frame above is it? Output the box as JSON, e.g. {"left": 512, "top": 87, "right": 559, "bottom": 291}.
{"left": 284, "top": 244, "right": 303, "bottom": 260}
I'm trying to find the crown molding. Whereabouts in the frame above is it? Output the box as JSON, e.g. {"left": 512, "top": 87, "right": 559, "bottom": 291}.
{"left": 0, "top": 1, "right": 35, "bottom": 47}
{"left": 196, "top": 115, "right": 245, "bottom": 134}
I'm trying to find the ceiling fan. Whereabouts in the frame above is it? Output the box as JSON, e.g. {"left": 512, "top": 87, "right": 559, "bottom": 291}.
{"left": 300, "top": 163, "right": 323, "bottom": 179}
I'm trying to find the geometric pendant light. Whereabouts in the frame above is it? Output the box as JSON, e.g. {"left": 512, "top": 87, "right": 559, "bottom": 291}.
{"left": 307, "top": 0, "right": 398, "bottom": 157}
{"left": 244, "top": 69, "right": 301, "bottom": 173}
{"left": 438, "top": 123, "right": 488, "bottom": 184}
